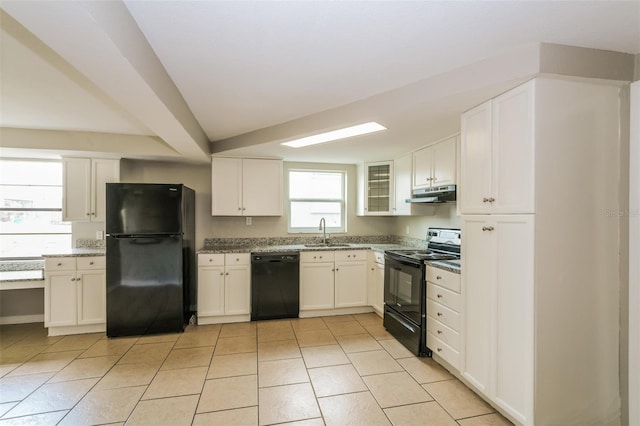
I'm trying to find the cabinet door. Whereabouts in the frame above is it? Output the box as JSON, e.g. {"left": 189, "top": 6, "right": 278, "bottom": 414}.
{"left": 47, "top": 272, "right": 78, "bottom": 327}
{"left": 242, "top": 159, "right": 283, "bottom": 216}
{"left": 225, "top": 264, "right": 250, "bottom": 315}
{"left": 492, "top": 215, "right": 534, "bottom": 423}
{"left": 62, "top": 158, "right": 91, "bottom": 221}
{"left": 461, "top": 216, "right": 494, "bottom": 395}
{"left": 212, "top": 157, "right": 243, "bottom": 216}
{"left": 492, "top": 82, "right": 535, "bottom": 214}
{"left": 393, "top": 154, "right": 412, "bottom": 215}
{"left": 363, "top": 162, "right": 393, "bottom": 215}
{"left": 91, "top": 159, "right": 120, "bottom": 222}
{"left": 432, "top": 136, "right": 457, "bottom": 187}
{"left": 460, "top": 102, "right": 493, "bottom": 214}
{"left": 198, "top": 266, "right": 225, "bottom": 317}
{"left": 367, "top": 261, "right": 384, "bottom": 314}
{"left": 412, "top": 146, "right": 433, "bottom": 189}
{"left": 77, "top": 270, "right": 106, "bottom": 325}
{"left": 300, "top": 262, "right": 335, "bottom": 310}
{"left": 335, "top": 260, "right": 368, "bottom": 308}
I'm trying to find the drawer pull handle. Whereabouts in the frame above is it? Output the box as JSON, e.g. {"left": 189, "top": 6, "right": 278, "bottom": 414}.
{"left": 482, "top": 226, "right": 495, "bottom": 232}
{"left": 436, "top": 276, "right": 442, "bottom": 280}
{"left": 57, "top": 263, "right": 62, "bottom": 266}
{"left": 437, "top": 294, "right": 443, "bottom": 298}
{"left": 437, "top": 312, "right": 443, "bottom": 317}
{"left": 209, "top": 259, "right": 213, "bottom": 262}
{"left": 437, "top": 330, "right": 443, "bottom": 334}
{"left": 89, "top": 262, "right": 94, "bottom": 265}
{"left": 437, "top": 347, "right": 443, "bottom": 352}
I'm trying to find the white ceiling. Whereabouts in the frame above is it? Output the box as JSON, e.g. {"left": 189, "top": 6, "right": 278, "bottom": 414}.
{"left": 1, "top": 1, "right": 639, "bottom": 164}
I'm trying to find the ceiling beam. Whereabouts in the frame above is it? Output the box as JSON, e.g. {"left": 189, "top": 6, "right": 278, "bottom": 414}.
{"left": 1, "top": 1, "right": 211, "bottom": 163}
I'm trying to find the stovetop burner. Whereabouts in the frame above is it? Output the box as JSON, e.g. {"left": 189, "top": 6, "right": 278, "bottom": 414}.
{"left": 387, "top": 249, "right": 458, "bottom": 262}
{"left": 385, "top": 228, "right": 461, "bottom": 263}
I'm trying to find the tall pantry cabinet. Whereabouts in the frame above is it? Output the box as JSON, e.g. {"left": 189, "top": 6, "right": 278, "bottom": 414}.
{"left": 460, "top": 78, "right": 622, "bottom": 426}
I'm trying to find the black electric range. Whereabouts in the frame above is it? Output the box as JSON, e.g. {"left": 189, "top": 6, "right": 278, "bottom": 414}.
{"left": 383, "top": 228, "right": 461, "bottom": 356}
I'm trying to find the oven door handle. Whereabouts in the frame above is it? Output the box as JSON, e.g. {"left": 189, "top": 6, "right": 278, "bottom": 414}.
{"left": 386, "top": 309, "right": 417, "bottom": 333}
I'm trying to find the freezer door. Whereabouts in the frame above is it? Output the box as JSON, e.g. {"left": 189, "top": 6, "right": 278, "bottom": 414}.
{"left": 106, "top": 235, "right": 184, "bottom": 336}
{"left": 106, "top": 183, "right": 183, "bottom": 235}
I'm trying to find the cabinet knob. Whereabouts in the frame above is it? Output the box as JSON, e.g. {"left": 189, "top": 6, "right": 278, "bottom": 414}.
{"left": 86, "top": 213, "right": 91, "bottom": 216}
{"left": 242, "top": 207, "right": 246, "bottom": 211}
{"left": 89, "top": 262, "right": 94, "bottom": 265}
{"left": 91, "top": 212, "right": 95, "bottom": 216}
{"left": 238, "top": 207, "right": 242, "bottom": 211}
{"left": 489, "top": 197, "right": 495, "bottom": 202}
{"left": 209, "top": 259, "right": 213, "bottom": 262}
{"left": 437, "top": 347, "right": 443, "bottom": 352}
{"left": 57, "top": 263, "right": 62, "bottom": 266}
{"left": 220, "top": 272, "right": 224, "bottom": 276}
{"left": 437, "top": 312, "right": 443, "bottom": 317}
{"left": 437, "top": 330, "right": 443, "bottom": 334}
{"left": 225, "top": 272, "right": 229, "bottom": 276}
{"left": 437, "top": 294, "right": 443, "bottom": 298}
{"left": 436, "top": 276, "right": 442, "bottom": 280}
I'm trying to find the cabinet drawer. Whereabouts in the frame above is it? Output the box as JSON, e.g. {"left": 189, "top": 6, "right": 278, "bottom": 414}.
{"left": 198, "top": 254, "right": 225, "bottom": 266}
{"left": 426, "top": 283, "right": 461, "bottom": 313}
{"left": 427, "top": 316, "right": 460, "bottom": 350}
{"left": 426, "top": 299, "right": 460, "bottom": 330}
{"left": 224, "top": 253, "right": 250, "bottom": 265}
{"left": 426, "top": 266, "right": 460, "bottom": 293}
{"left": 301, "top": 251, "right": 335, "bottom": 263}
{"left": 372, "top": 251, "right": 385, "bottom": 264}
{"left": 335, "top": 250, "right": 367, "bottom": 262}
{"left": 76, "top": 257, "right": 105, "bottom": 270}
{"left": 45, "top": 257, "right": 76, "bottom": 271}
{"left": 427, "top": 331, "right": 460, "bottom": 370}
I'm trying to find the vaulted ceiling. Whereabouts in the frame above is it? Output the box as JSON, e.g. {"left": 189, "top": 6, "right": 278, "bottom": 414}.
{"left": 1, "top": 1, "right": 639, "bottom": 164}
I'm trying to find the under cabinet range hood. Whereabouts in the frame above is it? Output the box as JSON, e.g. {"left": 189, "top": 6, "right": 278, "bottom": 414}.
{"left": 406, "top": 185, "right": 456, "bottom": 203}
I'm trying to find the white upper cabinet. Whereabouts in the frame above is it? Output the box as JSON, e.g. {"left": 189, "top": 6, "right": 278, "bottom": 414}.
{"left": 357, "top": 161, "right": 394, "bottom": 215}
{"left": 63, "top": 158, "right": 120, "bottom": 222}
{"left": 412, "top": 135, "right": 457, "bottom": 190}
{"left": 211, "top": 157, "right": 283, "bottom": 216}
{"left": 460, "top": 82, "right": 535, "bottom": 214}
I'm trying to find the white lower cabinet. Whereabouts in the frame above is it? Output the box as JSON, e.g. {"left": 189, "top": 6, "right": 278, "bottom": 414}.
{"left": 45, "top": 256, "right": 106, "bottom": 336}
{"left": 425, "top": 266, "right": 461, "bottom": 370}
{"left": 300, "top": 251, "right": 335, "bottom": 310}
{"left": 300, "top": 250, "right": 369, "bottom": 315}
{"left": 367, "top": 251, "right": 384, "bottom": 315}
{"left": 462, "top": 215, "right": 534, "bottom": 424}
{"left": 197, "top": 253, "right": 250, "bottom": 324}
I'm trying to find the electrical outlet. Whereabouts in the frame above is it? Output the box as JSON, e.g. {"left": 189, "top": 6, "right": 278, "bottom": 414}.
{"left": 246, "top": 217, "right": 252, "bottom": 226}
{"left": 96, "top": 230, "right": 104, "bottom": 240}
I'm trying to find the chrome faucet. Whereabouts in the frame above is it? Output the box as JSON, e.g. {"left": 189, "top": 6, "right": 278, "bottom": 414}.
{"left": 319, "top": 217, "right": 327, "bottom": 244}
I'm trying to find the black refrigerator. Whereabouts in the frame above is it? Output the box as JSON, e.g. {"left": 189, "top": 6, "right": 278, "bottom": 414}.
{"left": 105, "top": 183, "right": 195, "bottom": 337}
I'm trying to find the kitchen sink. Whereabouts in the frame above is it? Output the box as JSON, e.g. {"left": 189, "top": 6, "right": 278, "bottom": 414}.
{"left": 304, "top": 243, "right": 351, "bottom": 248}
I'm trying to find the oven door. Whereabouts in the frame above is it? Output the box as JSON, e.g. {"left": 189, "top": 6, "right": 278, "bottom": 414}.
{"left": 384, "top": 256, "right": 423, "bottom": 324}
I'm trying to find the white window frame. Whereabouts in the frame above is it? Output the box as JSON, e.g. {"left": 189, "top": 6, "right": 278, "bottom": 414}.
{"left": 287, "top": 169, "right": 346, "bottom": 233}
{"left": 0, "top": 159, "right": 71, "bottom": 260}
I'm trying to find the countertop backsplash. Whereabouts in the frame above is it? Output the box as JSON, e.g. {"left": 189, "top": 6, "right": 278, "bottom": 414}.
{"left": 202, "top": 235, "right": 427, "bottom": 250}
{"left": 75, "top": 239, "right": 106, "bottom": 250}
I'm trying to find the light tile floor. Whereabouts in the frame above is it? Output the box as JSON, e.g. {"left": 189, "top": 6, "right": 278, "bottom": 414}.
{"left": 0, "top": 313, "right": 513, "bottom": 425}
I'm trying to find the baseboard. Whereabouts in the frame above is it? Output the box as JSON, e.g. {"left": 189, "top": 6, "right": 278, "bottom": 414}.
{"left": 0, "top": 314, "right": 44, "bottom": 325}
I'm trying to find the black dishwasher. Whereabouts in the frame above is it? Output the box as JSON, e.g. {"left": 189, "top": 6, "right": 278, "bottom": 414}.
{"left": 251, "top": 253, "right": 300, "bottom": 321}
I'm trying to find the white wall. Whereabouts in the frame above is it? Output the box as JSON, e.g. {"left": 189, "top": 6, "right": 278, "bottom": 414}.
{"left": 390, "top": 204, "right": 461, "bottom": 239}
{"left": 628, "top": 80, "right": 639, "bottom": 426}
{"left": 117, "top": 159, "right": 397, "bottom": 248}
